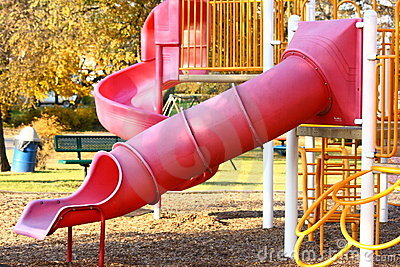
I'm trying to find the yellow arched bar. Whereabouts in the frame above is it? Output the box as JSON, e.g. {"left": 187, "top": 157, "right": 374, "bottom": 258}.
{"left": 295, "top": 165, "right": 400, "bottom": 266}
{"left": 340, "top": 205, "right": 400, "bottom": 250}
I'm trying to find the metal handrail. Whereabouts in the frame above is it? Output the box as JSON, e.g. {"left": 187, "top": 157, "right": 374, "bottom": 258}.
{"left": 294, "top": 165, "right": 400, "bottom": 266}
{"left": 180, "top": 0, "right": 263, "bottom": 72}
{"left": 374, "top": 6, "right": 399, "bottom": 157}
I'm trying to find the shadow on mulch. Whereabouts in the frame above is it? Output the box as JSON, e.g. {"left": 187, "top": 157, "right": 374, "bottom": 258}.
{"left": 209, "top": 210, "right": 263, "bottom": 220}
{"left": 208, "top": 210, "right": 304, "bottom": 220}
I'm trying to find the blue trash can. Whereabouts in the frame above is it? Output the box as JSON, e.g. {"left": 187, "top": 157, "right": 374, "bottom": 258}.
{"left": 11, "top": 127, "right": 41, "bottom": 173}
{"left": 12, "top": 142, "right": 40, "bottom": 172}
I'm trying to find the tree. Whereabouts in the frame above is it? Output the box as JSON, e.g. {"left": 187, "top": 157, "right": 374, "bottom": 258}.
{"left": 0, "top": 0, "right": 160, "bottom": 171}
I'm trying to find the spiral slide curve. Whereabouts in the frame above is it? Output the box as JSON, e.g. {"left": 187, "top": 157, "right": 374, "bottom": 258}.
{"left": 14, "top": 1, "right": 362, "bottom": 242}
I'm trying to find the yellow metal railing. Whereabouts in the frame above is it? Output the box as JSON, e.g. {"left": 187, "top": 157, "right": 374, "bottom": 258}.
{"left": 375, "top": 28, "right": 398, "bottom": 157}
{"left": 272, "top": 0, "right": 361, "bottom": 65}
{"left": 273, "top": 0, "right": 308, "bottom": 64}
{"left": 180, "top": 0, "right": 263, "bottom": 72}
{"left": 181, "top": 0, "right": 360, "bottom": 70}
{"left": 374, "top": 0, "right": 400, "bottom": 157}
{"left": 295, "top": 166, "right": 400, "bottom": 267}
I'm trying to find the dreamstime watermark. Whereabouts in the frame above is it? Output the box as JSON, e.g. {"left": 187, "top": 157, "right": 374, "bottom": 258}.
{"left": 256, "top": 239, "right": 400, "bottom": 264}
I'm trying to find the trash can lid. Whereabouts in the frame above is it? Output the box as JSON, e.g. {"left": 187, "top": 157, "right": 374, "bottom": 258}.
{"left": 15, "top": 127, "right": 41, "bottom": 142}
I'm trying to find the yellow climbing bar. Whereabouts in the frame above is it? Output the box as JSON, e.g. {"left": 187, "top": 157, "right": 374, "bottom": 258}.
{"left": 294, "top": 165, "right": 400, "bottom": 266}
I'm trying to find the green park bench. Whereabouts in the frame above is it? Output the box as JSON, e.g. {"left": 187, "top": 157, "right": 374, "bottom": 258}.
{"left": 54, "top": 135, "right": 124, "bottom": 176}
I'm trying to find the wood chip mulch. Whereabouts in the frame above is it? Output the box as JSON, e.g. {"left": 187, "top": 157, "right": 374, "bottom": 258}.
{"left": 1, "top": 191, "right": 399, "bottom": 266}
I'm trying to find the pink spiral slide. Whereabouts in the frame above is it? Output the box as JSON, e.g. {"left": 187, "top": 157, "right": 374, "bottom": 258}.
{"left": 14, "top": 0, "right": 362, "bottom": 247}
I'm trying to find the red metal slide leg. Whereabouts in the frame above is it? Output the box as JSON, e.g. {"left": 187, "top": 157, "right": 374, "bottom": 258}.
{"left": 98, "top": 208, "right": 106, "bottom": 267}
{"left": 67, "top": 226, "right": 72, "bottom": 262}
{"left": 63, "top": 207, "right": 106, "bottom": 266}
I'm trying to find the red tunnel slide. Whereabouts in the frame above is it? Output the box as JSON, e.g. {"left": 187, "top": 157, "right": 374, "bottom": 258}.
{"left": 14, "top": 0, "right": 362, "bottom": 245}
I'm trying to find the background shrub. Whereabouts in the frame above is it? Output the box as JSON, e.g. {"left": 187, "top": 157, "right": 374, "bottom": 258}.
{"left": 8, "top": 109, "right": 41, "bottom": 127}
{"left": 31, "top": 115, "right": 66, "bottom": 170}
{"left": 8, "top": 106, "right": 104, "bottom": 131}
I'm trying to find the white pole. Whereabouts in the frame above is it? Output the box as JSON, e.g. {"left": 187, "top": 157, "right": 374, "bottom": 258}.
{"left": 304, "top": 0, "right": 315, "bottom": 209}
{"left": 262, "top": 0, "right": 275, "bottom": 229}
{"left": 284, "top": 130, "right": 299, "bottom": 258}
{"left": 379, "top": 158, "right": 388, "bottom": 222}
{"left": 154, "top": 199, "right": 161, "bottom": 219}
{"left": 359, "top": 10, "right": 377, "bottom": 267}
{"left": 284, "top": 15, "right": 300, "bottom": 258}
{"left": 379, "top": 47, "right": 391, "bottom": 223}
{"left": 306, "top": 0, "right": 316, "bottom": 21}
{"left": 153, "top": 0, "right": 165, "bottom": 220}
{"left": 263, "top": 142, "right": 274, "bottom": 228}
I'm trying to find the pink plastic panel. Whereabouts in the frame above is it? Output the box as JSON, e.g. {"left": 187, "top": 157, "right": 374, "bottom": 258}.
{"left": 94, "top": 61, "right": 167, "bottom": 140}
{"left": 283, "top": 19, "right": 363, "bottom": 126}
{"left": 154, "top": 0, "right": 180, "bottom": 45}
{"left": 141, "top": 7, "right": 155, "bottom": 61}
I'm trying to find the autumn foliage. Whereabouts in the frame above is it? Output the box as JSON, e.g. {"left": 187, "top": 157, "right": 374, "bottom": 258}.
{"left": 0, "top": 0, "right": 160, "bottom": 170}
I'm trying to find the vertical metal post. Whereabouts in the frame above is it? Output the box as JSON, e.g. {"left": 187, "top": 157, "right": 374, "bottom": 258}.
{"left": 263, "top": 142, "right": 274, "bottom": 228}
{"left": 153, "top": 31, "right": 164, "bottom": 218}
{"left": 262, "top": 0, "right": 275, "bottom": 229}
{"left": 304, "top": 1, "right": 315, "bottom": 209}
{"left": 155, "top": 45, "right": 163, "bottom": 114}
{"left": 154, "top": 198, "right": 161, "bottom": 220}
{"left": 284, "top": 15, "right": 300, "bottom": 258}
{"left": 379, "top": 47, "right": 391, "bottom": 223}
{"left": 360, "top": 10, "right": 377, "bottom": 267}
{"left": 67, "top": 226, "right": 73, "bottom": 262}
{"left": 306, "top": 0, "right": 315, "bottom": 21}
{"left": 99, "top": 216, "right": 106, "bottom": 267}
{"left": 379, "top": 158, "right": 388, "bottom": 222}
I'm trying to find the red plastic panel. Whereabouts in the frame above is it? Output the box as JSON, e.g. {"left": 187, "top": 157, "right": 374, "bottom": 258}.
{"left": 94, "top": 61, "right": 167, "bottom": 140}
{"left": 141, "top": 8, "right": 155, "bottom": 61}
{"left": 283, "top": 19, "right": 363, "bottom": 126}
{"left": 154, "top": 0, "right": 180, "bottom": 45}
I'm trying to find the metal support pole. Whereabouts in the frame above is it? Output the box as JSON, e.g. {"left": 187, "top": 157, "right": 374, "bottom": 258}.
{"left": 379, "top": 158, "right": 388, "bottom": 222}
{"left": 67, "top": 226, "right": 73, "bottom": 262}
{"left": 263, "top": 142, "right": 274, "bottom": 228}
{"left": 262, "top": 0, "right": 275, "bottom": 229}
{"left": 306, "top": 0, "right": 316, "bottom": 21}
{"left": 99, "top": 215, "right": 106, "bottom": 267}
{"left": 153, "top": 43, "right": 164, "bottom": 219}
{"left": 304, "top": 0, "right": 316, "bottom": 213}
{"left": 154, "top": 198, "right": 161, "bottom": 220}
{"left": 379, "top": 47, "right": 391, "bottom": 223}
{"left": 359, "top": 10, "right": 377, "bottom": 267}
{"left": 284, "top": 15, "right": 300, "bottom": 258}
{"left": 284, "top": 129, "right": 299, "bottom": 258}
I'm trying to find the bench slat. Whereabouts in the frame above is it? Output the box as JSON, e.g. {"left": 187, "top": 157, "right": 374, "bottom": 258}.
{"left": 54, "top": 135, "right": 125, "bottom": 152}
{"left": 58, "top": 160, "right": 92, "bottom": 165}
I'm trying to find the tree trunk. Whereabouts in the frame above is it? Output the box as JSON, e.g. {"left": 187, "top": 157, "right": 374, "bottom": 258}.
{"left": 0, "top": 107, "right": 11, "bottom": 171}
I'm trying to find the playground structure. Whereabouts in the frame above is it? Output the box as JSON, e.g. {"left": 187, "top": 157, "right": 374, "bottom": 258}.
{"left": 12, "top": 0, "right": 400, "bottom": 267}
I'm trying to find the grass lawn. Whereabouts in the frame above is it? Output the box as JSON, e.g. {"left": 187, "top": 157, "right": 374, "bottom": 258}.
{"left": 0, "top": 167, "right": 83, "bottom": 192}
{"left": 0, "top": 144, "right": 300, "bottom": 193}
{"left": 188, "top": 148, "right": 293, "bottom": 191}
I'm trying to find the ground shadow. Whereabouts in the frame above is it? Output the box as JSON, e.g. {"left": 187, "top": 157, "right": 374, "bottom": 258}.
{"left": 202, "top": 181, "right": 262, "bottom": 186}
{"left": 208, "top": 210, "right": 291, "bottom": 220}
{"left": 0, "top": 179, "right": 80, "bottom": 184}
